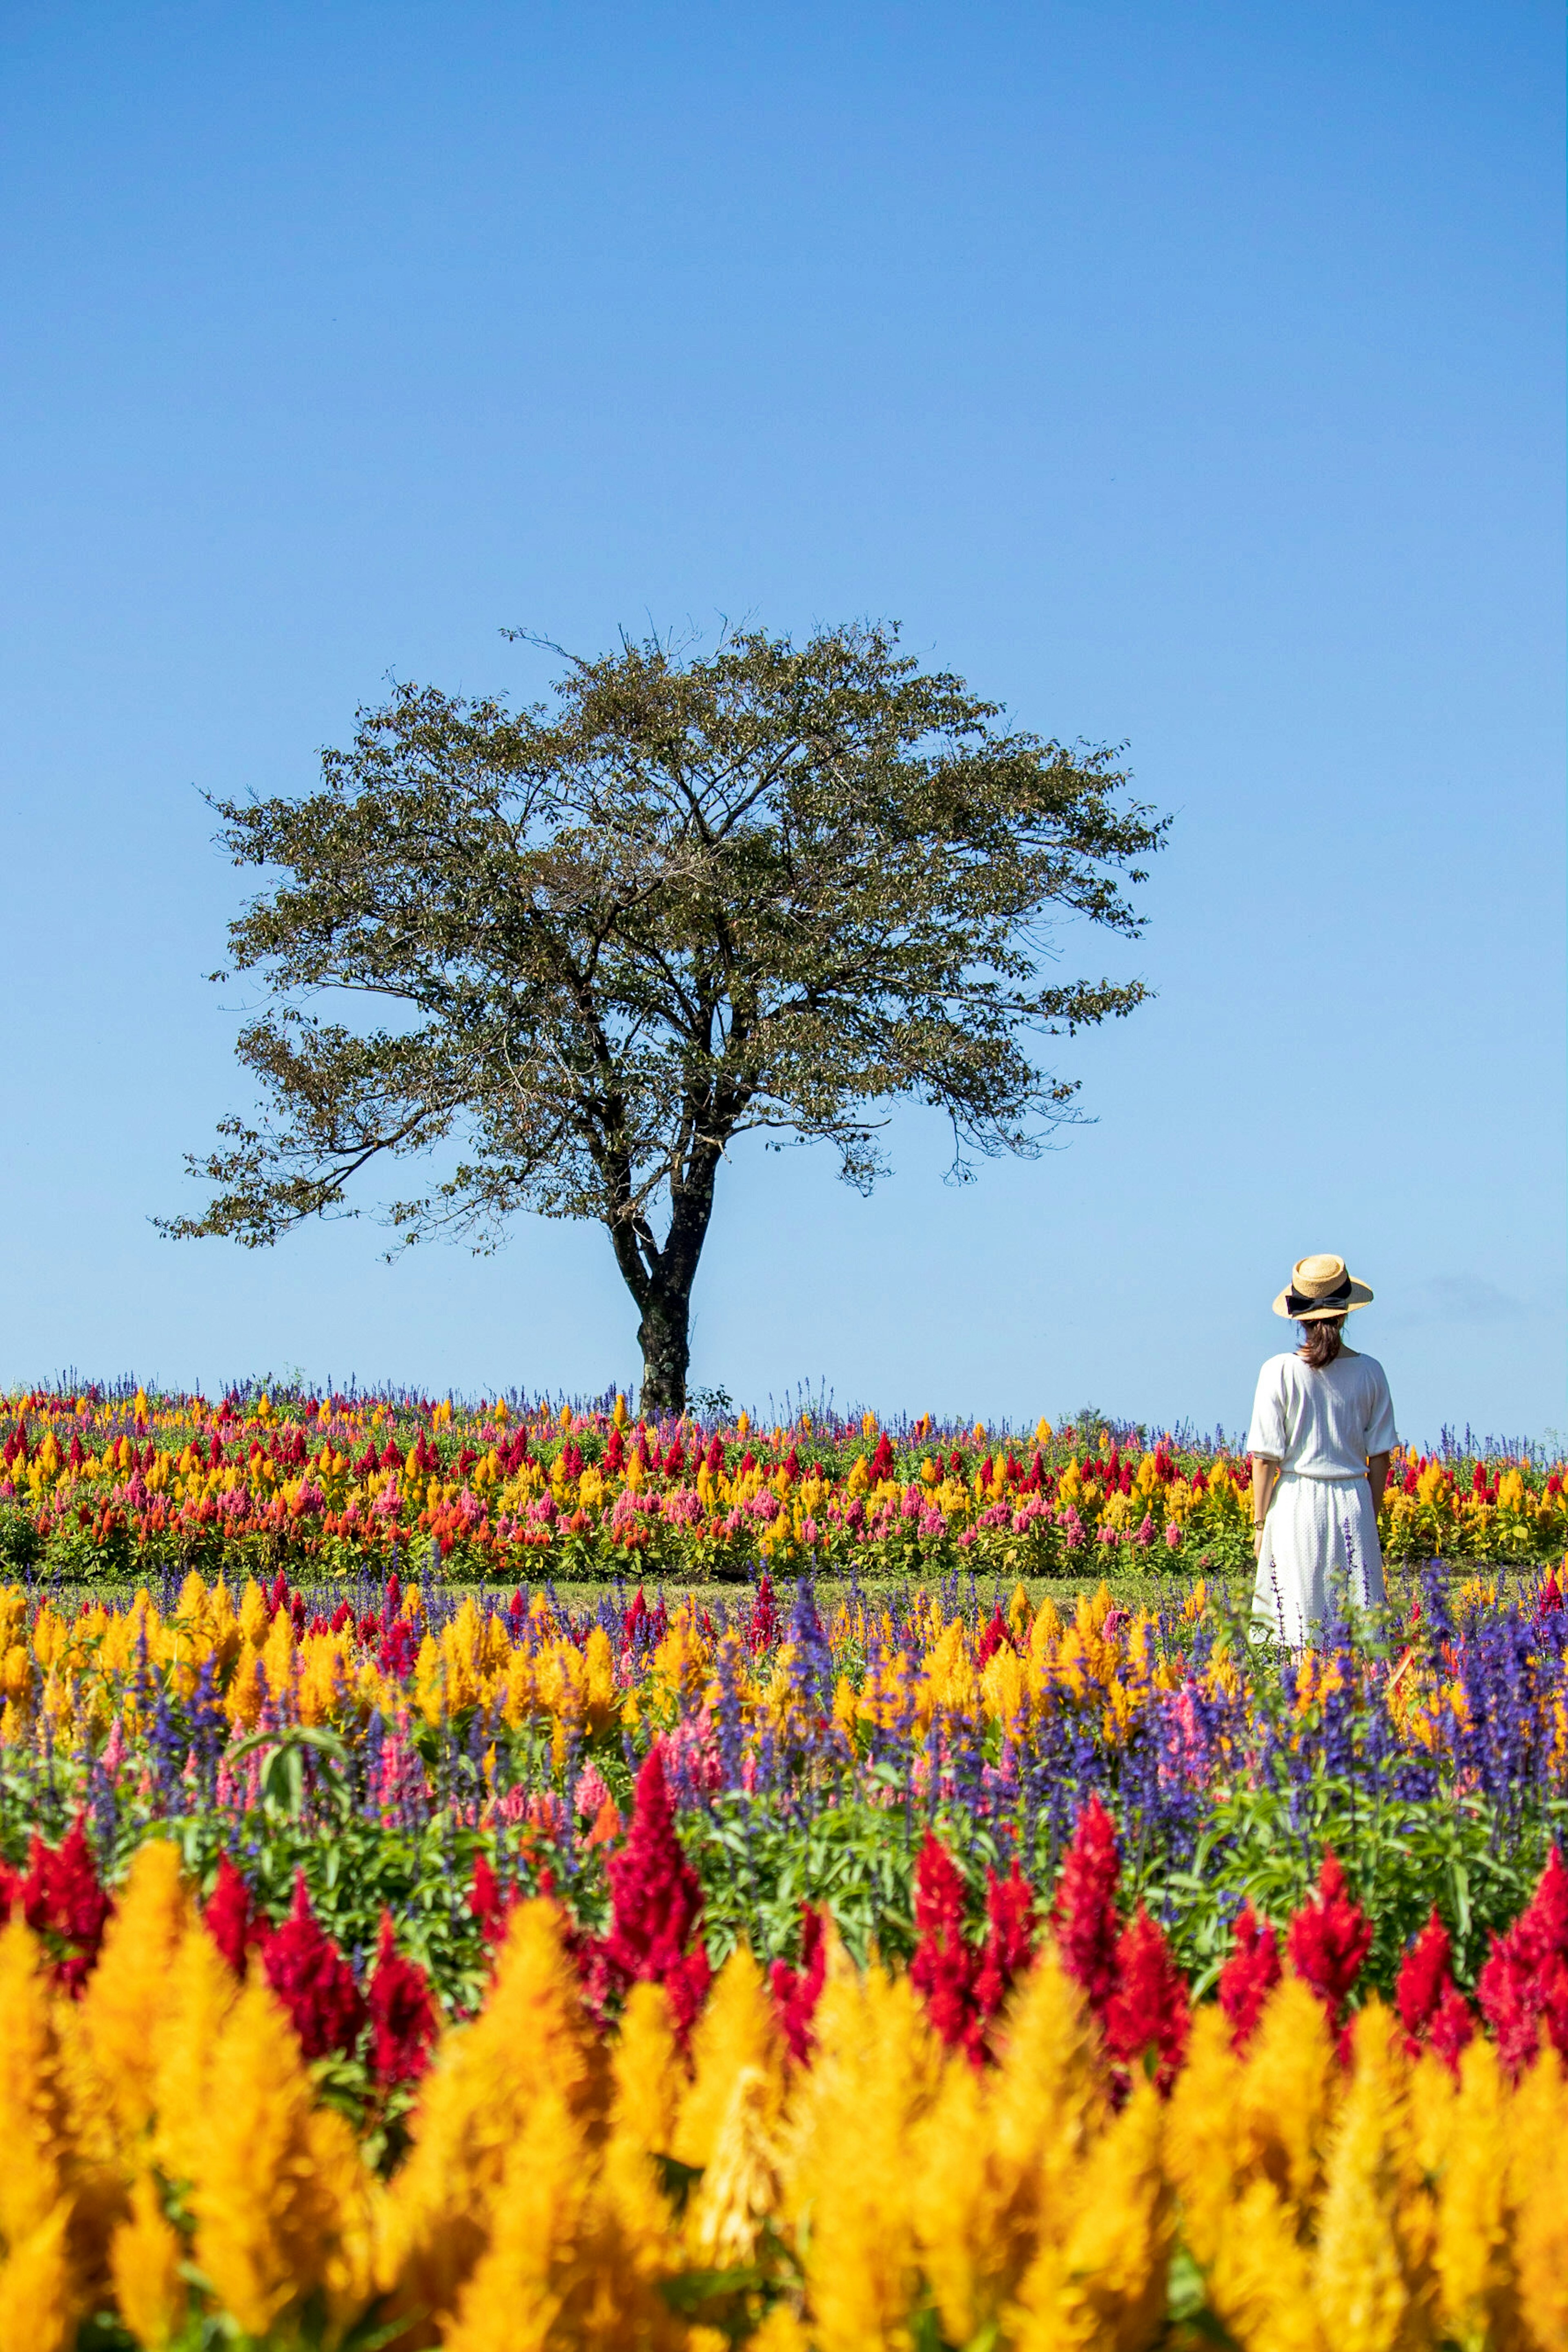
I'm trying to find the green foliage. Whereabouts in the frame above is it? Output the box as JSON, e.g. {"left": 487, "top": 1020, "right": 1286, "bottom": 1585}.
{"left": 165, "top": 622, "right": 1167, "bottom": 1407}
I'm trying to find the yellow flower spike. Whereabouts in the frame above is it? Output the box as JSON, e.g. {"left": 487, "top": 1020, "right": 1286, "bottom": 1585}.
{"left": 0, "top": 1918, "right": 76, "bottom": 2269}
{"left": 986, "top": 1946, "right": 1109, "bottom": 2269}
{"left": 439, "top": 2085, "right": 590, "bottom": 2352}
{"left": 0, "top": 2205, "right": 75, "bottom": 2352}
{"left": 1205, "top": 2174, "right": 1325, "bottom": 2352}
{"left": 107, "top": 2172, "right": 185, "bottom": 2351}
{"left": 236, "top": 1579, "right": 268, "bottom": 1645}
{"left": 911, "top": 2055, "right": 1004, "bottom": 2345}
{"left": 784, "top": 1961, "right": 941, "bottom": 2352}
{"left": 78, "top": 1840, "right": 192, "bottom": 2152}
{"left": 1008, "top": 2076, "right": 1172, "bottom": 2352}
{"left": 613, "top": 1393, "right": 629, "bottom": 1430}
{"left": 1510, "top": 2047, "right": 1568, "bottom": 2349}
{"left": 187, "top": 1977, "right": 369, "bottom": 2343}
{"left": 1310, "top": 1999, "right": 1428, "bottom": 2352}
{"left": 149, "top": 1917, "right": 241, "bottom": 2191}
{"left": 674, "top": 1944, "right": 787, "bottom": 2176}
{"left": 610, "top": 1981, "right": 687, "bottom": 2158}
{"left": 1164, "top": 2003, "right": 1246, "bottom": 2270}
{"left": 1433, "top": 2036, "right": 1519, "bottom": 2347}
{"left": 1235, "top": 1975, "right": 1340, "bottom": 2218}
{"left": 378, "top": 1899, "right": 604, "bottom": 2335}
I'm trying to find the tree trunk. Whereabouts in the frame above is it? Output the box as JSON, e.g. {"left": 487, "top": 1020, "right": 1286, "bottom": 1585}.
{"left": 637, "top": 1280, "right": 692, "bottom": 1416}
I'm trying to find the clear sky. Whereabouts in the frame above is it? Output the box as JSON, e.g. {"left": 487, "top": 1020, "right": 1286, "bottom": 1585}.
{"left": 0, "top": 2, "right": 1561, "bottom": 1443}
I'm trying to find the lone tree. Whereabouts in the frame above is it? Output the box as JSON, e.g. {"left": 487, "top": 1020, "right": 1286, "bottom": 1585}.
{"left": 166, "top": 623, "right": 1168, "bottom": 1411}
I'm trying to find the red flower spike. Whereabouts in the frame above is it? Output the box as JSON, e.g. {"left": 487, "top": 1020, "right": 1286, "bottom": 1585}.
{"left": 1103, "top": 1906, "right": 1191, "bottom": 2093}
{"left": 770, "top": 1903, "right": 828, "bottom": 2063}
{"left": 1428, "top": 1983, "right": 1476, "bottom": 2073}
{"left": 1218, "top": 1900, "right": 1282, "bottom": 2051}
{"left": 1054, "top": 1795, "right": 1121, "bottom": 2013}
{"left": 911, "top": 1830, "right": 982, "bottom": 2060}
{"left": 367, "top": 1910, "right": 438, "bottom": 2088}
{"left": 1286, "top": 1850, "right": 1372, "bottom": 2031}
{"left": 976, "top": 1608, "right": 1014, "bottom": 1668}
{"left": 1396, "top": 1908, "right": 1455, "bottom": 2043}
{"left": 1476, "top": 1844, "right": 1568, "bottom": 2075}
{"left": 16, "top": 1816, "right": 113, "bottom": 1995}
{"left": 468, "top": 1853, "right": 517, "bottom": 1950}
{"left": 595, "top": 1745, "right": 710, "bottom": 2037}
{"left": 204, "top": 1852, "right": 261, "bottom": 1973}
{"left": 261, "top": 1872, "right": 367, "bottom": 2060}
{"left": 974, "top": 1858, "right": 1037, "bottom": 2022}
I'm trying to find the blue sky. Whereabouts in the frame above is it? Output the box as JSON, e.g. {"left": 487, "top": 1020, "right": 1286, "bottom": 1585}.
{"left": 0, "top": 2, "right": 1561, "bottom": 1442}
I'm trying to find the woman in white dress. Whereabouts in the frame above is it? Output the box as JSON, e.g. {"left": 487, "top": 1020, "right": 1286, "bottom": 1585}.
{"left": 1248, "top": 1254, "right": 1398, "bottom": 1643}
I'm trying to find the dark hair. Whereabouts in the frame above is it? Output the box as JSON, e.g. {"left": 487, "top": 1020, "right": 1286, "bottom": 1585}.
{"left": 1298, "top": 1316, "right": 1345, "bottom": 1369}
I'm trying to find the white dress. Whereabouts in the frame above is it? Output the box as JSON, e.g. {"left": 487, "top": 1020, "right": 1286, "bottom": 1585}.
{"left": 1246, "top": 1348, "right": 1398, "bottom": 1643}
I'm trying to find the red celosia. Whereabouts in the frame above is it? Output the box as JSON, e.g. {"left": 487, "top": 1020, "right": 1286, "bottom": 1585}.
{"left": 1217, "top": 1900, "right": 1282, "bottom": 2050}
{"left": 1476, "top": 1844, "right": 1568, "bottom": 2075}
{"left": 770, "top": 1902, "right": 828, "bottom": 2062}
{"left": 975, "top": 1608, "right": 1015, "bottom": 1667}
{"left": 261, "top": 1872, "right": 367, "bottom": 2060}
{"left": 911, "top": 1830, "right": 981, "bottom": 2058}
{"left": 0, "top": 1815, "right": 114, "bottom": 1995}
{"left": 1103, "top": 1904, "right": 1191, "bottom": 2093}
{"left": 1286, "top": 1850, "right": 1372, "bottom": 2030}
{"left": 748, "top": 1574, "right": 780, "bottom": 1654}
{"left": 468, "top": 1853, "right": 519, "bottom": 1950}
{"left": 1396, "top": 1908, "right": 1454, "bottom": 2042}
{"left": 595, "top": 1745, "right": 711, "bottom": 2036}
{"left": 973, "top": 1856, "right": 1037, "bottom": 2022}
{"left": 204, "top": 1851, "right": 261, "bottom": 1973}
{"left": 366, "top": 1908, "right": 438, "bottom": 2088}
{"left": 1054, "top": 1795, "right": 1121, "bottom": 2012}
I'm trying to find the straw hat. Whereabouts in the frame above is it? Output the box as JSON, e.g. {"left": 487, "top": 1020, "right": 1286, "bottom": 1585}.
{"left": 1272, "top": 1253, "right": 1373, "bottom": 1321}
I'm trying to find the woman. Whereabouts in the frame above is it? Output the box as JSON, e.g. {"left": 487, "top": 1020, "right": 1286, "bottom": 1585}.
{"left": 1248, "top": 1253, "right": 1397, "bottom": 1643}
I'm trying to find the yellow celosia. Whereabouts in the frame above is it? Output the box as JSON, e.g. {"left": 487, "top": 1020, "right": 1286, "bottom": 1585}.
{"left": 1432, "top": 2036, "right": 1519, "bottom": 2348}
{"left": 1009, "top": 2076, "right": 1172, "bottom": 2352}
{"left": 782, "top": 1961, "right": 940, "bottom": 2352}
{"left": 439, "top": 2084, "right": 590, "bottom": 2352}
{"left": 1510, "top": 2047, "right": 1568, "bottom": 2350}
{"left": 378, "top": 1899, "right": 603, "bottom": 2334}
{"left": 0, "top": 1918, "right": 75, "bottom": 2261}
{"left": 107, "top": 2172, "right": 185, "bottom": 2350}
{"left": 0, "top": 2205, "right": 74, "bottom": 2352}
{"left": 148, "top": 1913, "right": 241, "bottom": 2189}
{"left": 675, "top": 1944, "right": 787, "bottom": 2172}
{"left": 187, "top": 1977, "right": 370, "bottom": 2341}
{"left": 1310, "top": 2000, "right": 1432, "bottom": 2352}
{"left": 78, "top": 1838, "right": 192, "bottom": 2154}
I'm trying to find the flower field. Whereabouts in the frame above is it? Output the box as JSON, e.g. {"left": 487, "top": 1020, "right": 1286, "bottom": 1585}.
{"left": 2, "top": 1384, "right": 1567, "bottom": 2348}
{"left": 3, "top": 1384, "right": 1564, "bottom": 1588}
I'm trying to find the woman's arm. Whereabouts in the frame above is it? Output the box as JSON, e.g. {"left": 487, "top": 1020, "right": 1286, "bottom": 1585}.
{"left": 1367, "top": 1451, "right": 1392, "bottom": 1509}
{"left": 1251, "top": 1454, "right": 1281, "bottom": 1547}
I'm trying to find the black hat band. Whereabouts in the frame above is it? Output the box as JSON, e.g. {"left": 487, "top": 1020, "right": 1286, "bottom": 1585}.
{"left": 1284, "top": 1273, "right": 1352, "bottom": 1316}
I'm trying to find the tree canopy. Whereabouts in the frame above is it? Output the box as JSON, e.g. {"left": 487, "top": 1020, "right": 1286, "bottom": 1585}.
{"left": 167, "top": 622, "right": 1169, "bottom": 1409}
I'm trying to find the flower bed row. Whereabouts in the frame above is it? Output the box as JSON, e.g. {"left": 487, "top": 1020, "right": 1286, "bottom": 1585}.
{"left": 2, "top": 1385, "right": 1562, "bottom": 1587}
{"left": 4, "top": 1784, "right": 1568, "bottom": 2349}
